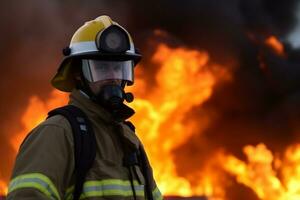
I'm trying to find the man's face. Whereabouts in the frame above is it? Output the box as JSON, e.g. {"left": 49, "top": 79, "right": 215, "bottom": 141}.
{"left": 88, "top": 61, "right": 123, "bottom": 94}
{"left": 81, "top": 59, "right": 134, "bottom": 94}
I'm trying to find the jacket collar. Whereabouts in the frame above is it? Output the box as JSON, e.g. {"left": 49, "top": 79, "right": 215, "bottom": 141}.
{"left": 69, "top": 90, "right": 140, "bottom": 150}
{"left": 68, "top": 90, "right": 135, "bottom": 123}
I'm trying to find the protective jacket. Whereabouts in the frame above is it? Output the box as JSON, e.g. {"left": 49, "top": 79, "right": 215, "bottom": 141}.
{"left": 7, "top": 90, "right": 163, "bottom": 200}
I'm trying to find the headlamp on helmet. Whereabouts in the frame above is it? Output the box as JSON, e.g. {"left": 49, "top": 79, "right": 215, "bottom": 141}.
{"left": 96, "top": 25, "right": 130, "bottom": 53}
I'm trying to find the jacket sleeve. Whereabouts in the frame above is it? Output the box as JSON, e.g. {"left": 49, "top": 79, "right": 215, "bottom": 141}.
{"left": 7, "top": 117, "right": 74, "bottom": 200}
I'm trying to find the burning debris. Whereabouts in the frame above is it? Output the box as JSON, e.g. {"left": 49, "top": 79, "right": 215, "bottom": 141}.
{"left": 264, "top": 36, "right": 285, "bottom": 56}
{"left": 0, "top": 0, "right": 300, "bottom": 200}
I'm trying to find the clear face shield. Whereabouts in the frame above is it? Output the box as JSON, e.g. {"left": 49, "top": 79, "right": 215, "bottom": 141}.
{"left": 81, "top": 59, "right": 135, "bottom": 109}
{"left": 82, "top": 59, "right": 134, "bottom": 85}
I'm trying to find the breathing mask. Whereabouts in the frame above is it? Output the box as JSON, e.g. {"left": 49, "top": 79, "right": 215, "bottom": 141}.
{"left": 81, "top": 59, "right": 134, "bottom": 110}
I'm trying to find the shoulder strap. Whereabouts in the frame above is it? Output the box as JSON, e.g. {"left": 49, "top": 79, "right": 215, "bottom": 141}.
{"left": 47, "top": 105, "right": 96, "bottom": 200}
{"left": 139, "top": 145, "right": 154, "bottom": 200}
{"left": 124, "top": 120, "right": 154, "bottom": 200}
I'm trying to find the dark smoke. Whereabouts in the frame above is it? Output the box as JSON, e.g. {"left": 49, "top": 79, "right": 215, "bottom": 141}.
{"left": 0, "top": 0, "right": 132, "bottom": 185}
{"left": 0, "top": 0, "right": 299, "bottom": 199}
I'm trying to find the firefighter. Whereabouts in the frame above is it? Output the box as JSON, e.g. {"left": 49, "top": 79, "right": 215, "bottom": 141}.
{"left": 7, "top": 15, "right": 163, "bottom": 200}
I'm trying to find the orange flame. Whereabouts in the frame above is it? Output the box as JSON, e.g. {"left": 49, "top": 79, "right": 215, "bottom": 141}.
{"left": 0, "top": 90, "right": 68, "bottom": 197}
{"left": 222, "top": 143, "right": 300, "bottom": 200}
{"left": 11, "top": 90, "right": 68, "bottom": 152}
{"left": 265, "top": 36, "right": 285, "bottom": 56}
{"left": 10, "top": 43, "right": 300, "bottom": 200}
{"left": 0, "top": 180, "right": 7, "bottom": 196}
{"left": 128, "top": 44, "right": 230, "bottom": 197}
{"left": 4, "top": 43, "right": 230, "bottom": 198}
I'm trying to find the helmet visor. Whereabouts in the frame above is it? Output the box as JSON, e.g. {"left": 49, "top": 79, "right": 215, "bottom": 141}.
{"left": 82, "top": 59, "right": 134, "bottom": 83}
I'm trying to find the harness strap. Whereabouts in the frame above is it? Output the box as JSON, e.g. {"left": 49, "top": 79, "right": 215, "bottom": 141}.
{"left": 48, "top": 105, "right": 96, "bottom": 200}
{"left": 139, "top": 145, "right": 154, "bottom": 200}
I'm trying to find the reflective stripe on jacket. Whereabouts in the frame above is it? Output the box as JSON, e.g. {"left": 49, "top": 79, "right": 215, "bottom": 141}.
{"left": 8, "top": 90, "right": 163, "bottom": 200}
{"left": 9, "top": 173, "right": 60, "bottom": 200}
{"left": 9, "top": 174, "right": 162, "bottom": 200}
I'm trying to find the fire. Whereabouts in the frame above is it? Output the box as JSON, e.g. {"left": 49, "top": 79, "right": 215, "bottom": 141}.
{"left": 223, "top": 143, "right": 300, "bottom": 200}
{"left": 223, "top": 144, "right": 282, "bottom": 199}
{"left": 281, "top": 144, "right": 300, "bottom": 199}
{"left": 129, "top": 44, "right": 229, "bottom": 197}
{"left": 0, "top": 180, "right": 7, "bottom": 196}
{"left": 5, "top": 43, "right": 229, "bottom": 198}
{"left": 11, "top": 90, "right": 68, "bottom": 152}
{"left": 7, "top": 42, "right": 300, "bottom": 200}
{"left": 265, "top": 36, "right": 285, "bottom": 56}
{"left": 3, "top": 90, "right": 68, "bottom": 195}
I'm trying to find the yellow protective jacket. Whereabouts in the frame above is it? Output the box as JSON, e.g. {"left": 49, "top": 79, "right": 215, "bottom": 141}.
{"left": 8, "top": 90, "right": 163, "bottom": 200}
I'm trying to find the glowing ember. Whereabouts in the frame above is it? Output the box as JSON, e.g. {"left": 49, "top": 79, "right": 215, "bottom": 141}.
{"left": 265, "top": 36, "right": 285, "bottom": 56}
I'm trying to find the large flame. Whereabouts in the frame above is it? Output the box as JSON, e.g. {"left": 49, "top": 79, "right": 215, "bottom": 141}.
{"left": 128, "top": 44, "right": 229, "bottom": 197}
{"left": 3, "top": 42, "right": 300, "bottom": 200}
{"left": 11, "top": 90, "right": 68, "bottom": 152}
{"left": 223, "top": 143, "right": 300, "bottom": 200}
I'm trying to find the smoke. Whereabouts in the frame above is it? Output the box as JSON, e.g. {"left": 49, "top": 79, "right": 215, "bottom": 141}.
{"left": 168, "top": 0, "right": 300, "bottom": 198}
{"left": 288, "top": 2, "right": 300, "bottom": 47}
{"left": 0, "top": 0, "right": 131, "bottom": 184}
{"left": 0, "top": 0, "right": 299, "bottom": 198}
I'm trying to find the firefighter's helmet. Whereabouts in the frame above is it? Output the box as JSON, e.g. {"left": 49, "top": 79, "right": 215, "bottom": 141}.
{"left": 51, "top": 15, "right": 141, "bottom": 92}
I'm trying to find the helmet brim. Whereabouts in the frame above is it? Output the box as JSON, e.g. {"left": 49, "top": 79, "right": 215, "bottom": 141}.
{"left": 51, "top": 51, "right": 141, "bottom": 92}
{"left": 67, "top": 51, "right": 141, "bottom": 62}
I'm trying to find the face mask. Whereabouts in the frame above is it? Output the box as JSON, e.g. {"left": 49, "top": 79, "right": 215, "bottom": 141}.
{"left": 80, "top": 59, "right": 135, "bottom": 111}
{"left": 93, "top": 84, "right": 134, "bottom": 110}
